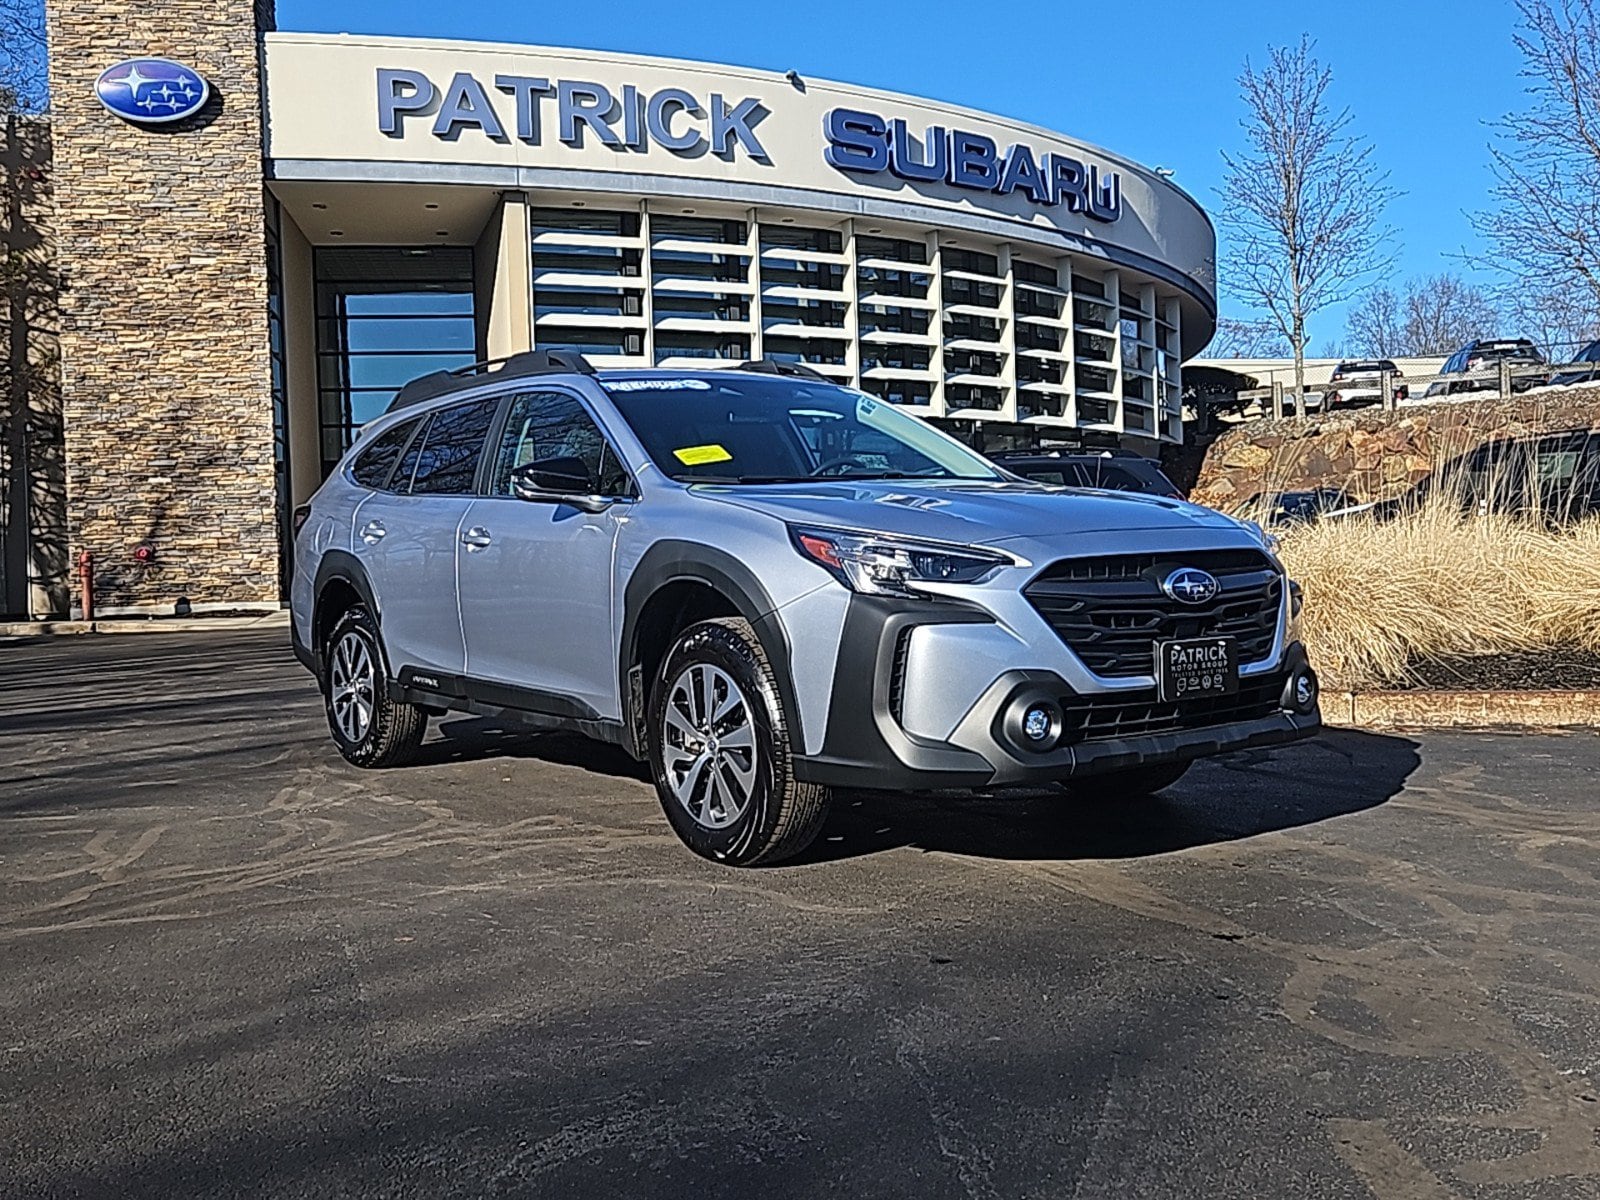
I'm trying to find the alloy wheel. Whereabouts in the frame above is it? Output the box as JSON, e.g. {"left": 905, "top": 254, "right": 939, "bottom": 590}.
{"left": 329, "top": 630, "right": 376, "bottom": 743}
{"left": 661, "top": 662, "right": 757, "bottom": 829}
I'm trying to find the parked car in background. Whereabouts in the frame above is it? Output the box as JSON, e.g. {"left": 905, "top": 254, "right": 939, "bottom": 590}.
{"left": 1323, "top": 429, "right": 1600, "bottom": 525}
{"left": 1423, "top": 339, "right": 1546, "bottom": 398}
{"left": 1325, "top": 360, "right": 1406, "bottom": 409}
{"left": 1236, "top": 488, "right": 1353, "bottom": 528}
{"left": 989, "top": 448, "right": 1184, "bottom": 499}
{"left": 1548, "top": 338, "right": 1600, "bottom": 387}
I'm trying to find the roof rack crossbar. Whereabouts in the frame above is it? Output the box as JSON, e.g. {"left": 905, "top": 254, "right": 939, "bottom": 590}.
{"left": 388, "top": 349, "right": 596, "bottom": 412}
{"left": 737, "top": 358, "right": 828, "bottom": 381}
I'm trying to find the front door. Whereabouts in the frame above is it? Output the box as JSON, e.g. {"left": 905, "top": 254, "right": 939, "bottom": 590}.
{"left": 459, "top": 389, "right": 631, "bottom": 721}
{"left": 355, "top": 394, "right": 500, "bottom": 677}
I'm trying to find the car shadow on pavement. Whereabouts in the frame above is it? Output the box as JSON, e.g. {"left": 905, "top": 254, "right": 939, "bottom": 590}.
{"left": 792, "top": 728, "right": 1421, "bottom": 865}
{"left": 420, "top": 720, "right": 1418, "bottom": 866}
{"left": 423, "top": 718, "right": 653, "bottom": 781}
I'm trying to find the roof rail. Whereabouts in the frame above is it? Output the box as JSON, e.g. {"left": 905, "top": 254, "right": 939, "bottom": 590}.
{"left": 736, "top": 358, "right": 828, "bottom": 381}
{"left": 388, "top": 349, "right": 596, "bottom": 412}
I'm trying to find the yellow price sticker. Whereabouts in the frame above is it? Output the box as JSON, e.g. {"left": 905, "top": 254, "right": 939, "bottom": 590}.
{"left": 673, "top": 444, "right": 733, "bottom": 466}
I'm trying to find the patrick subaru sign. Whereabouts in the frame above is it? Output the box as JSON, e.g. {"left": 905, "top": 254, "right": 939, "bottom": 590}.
{"left": 95, "top": 58, "right": 210, "bottom": 124}
{"left": 377, "top": 69, "right": 770, "bottom": 162}
{"left": 823, "top": 108, "right": 1123, "bottom": 224}
{"left": 364, "top": 68, "right": 1125, "bottom": 225}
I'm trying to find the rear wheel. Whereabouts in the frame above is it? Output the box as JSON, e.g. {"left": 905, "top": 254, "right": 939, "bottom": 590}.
{"left": 648, "top": 617, "right": 830, "bottom": 866}
{"left": 323, "top": 605, "right": 427, "bottom": 768}
{"left": 1067, "top": 760, "right": 1191, "bottom": 801}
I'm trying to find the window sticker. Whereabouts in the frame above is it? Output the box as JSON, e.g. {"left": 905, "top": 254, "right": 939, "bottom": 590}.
{"left": 673, "top": 444, "right": 734, "bottom": 466}
{"left": 607, "top": 378, "right": 713, "bottom": 392}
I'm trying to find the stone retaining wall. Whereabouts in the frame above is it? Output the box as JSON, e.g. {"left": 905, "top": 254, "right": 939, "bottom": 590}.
{"left": 1191, "top": 390, "right": 1600, "bottom": 510}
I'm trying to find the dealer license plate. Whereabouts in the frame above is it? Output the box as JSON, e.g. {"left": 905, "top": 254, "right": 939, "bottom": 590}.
{"left": 1156, "top": 637, "right": 1239, "bottom": 702}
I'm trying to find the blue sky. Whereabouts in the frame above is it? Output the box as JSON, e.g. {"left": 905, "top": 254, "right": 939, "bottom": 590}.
{"left": 278, "top": 0, "right": 1530, "bottom": 349}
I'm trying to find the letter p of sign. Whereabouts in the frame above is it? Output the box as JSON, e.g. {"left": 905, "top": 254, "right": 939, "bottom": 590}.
{"left": 378, "top": 68, "right": 437, "bottom": 136}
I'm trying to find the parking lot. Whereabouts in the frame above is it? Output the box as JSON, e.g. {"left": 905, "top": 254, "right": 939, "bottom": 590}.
{"left": 1, "top": 632, "right": 1598, "bottom": 1198}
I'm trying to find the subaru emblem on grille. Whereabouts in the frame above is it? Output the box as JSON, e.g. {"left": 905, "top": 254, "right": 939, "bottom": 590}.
{"left": 1162, "top": 567, "right": 1219, "bottom": 605}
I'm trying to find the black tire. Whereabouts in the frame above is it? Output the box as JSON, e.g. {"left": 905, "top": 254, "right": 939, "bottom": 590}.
{"left": 647, "top": 617, "right": 830, "bottom": 866}
{"left": 322, "top": 604, "right": 427, "bottom": 769}
{"left": 1067, "top": 759, "right": 1192, "bottom": 801}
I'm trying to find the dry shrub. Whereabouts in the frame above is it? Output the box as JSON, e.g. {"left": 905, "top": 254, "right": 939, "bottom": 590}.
{"left": 1279, "top": 506, "right": 1600, "bottom": 689}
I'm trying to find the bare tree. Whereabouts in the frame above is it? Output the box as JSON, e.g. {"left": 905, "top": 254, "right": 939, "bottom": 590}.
{"left": 1346, "top": 286, "right": 1405, "bottom": 356}
{"left": 0, "top": 0, "right": 47, "bottom": 115}
{"left": 1348, "top": 274, "right": 1500, "bottom": 356}
{"left": 1470, "top": 0, "right": 1600, "bottom": 337}
{"left": 1220, "top": 37, "right": 1397, "bottom": 416}
{"left": 1404, "top": 275, "right": 1500, "bottom": 353}
{"left": 1497, "top": 284, "right": 1600, "bottom": 357}
{"left": 1207, "top": 316, "right": 1289, "bottom": 358}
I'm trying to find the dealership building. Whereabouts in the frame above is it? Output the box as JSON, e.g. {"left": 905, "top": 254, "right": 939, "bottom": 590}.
{"left": 5, "top": 0, "right": 1216, "bottom": 617}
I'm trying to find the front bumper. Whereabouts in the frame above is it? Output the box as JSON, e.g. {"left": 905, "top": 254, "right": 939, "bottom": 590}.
{"left": 790, "top": 595, "right": 1321, "bottom": 791}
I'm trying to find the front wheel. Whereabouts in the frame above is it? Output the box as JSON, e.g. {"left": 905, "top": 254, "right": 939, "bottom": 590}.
{"left": 323, "top": 605, "right": 428, "bottom": 769}
{"left": 648, "top": 617, "right": 830, "bottom": 866}
{"left": 1067, "top": 759, "right": 1191, "bottom": 801}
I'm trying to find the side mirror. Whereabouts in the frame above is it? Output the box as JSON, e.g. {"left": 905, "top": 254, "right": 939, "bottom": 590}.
{"left": 509, "top": 456, "right": 625, "bottom": 514}
{"left": 512, "top": 455, "right": 592, "bottom": 496}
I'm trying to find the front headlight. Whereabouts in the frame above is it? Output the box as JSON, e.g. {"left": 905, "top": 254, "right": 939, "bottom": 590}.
{"left": 790, "top": 526, "right": 1012, "bottom": 597}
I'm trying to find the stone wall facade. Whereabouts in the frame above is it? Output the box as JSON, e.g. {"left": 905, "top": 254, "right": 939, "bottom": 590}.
{"left": 44, "top": 0, "right": 279, "bottom": 613}
{"left": 1191, "top": 390, "right": 1600, "bottom": 510}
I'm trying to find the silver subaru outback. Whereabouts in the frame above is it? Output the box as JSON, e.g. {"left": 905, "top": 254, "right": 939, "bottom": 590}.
{"left": 291, "top": 352, "right": 1320, "bottom": 866}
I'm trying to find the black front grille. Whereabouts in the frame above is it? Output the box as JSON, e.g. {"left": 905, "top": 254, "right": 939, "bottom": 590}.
{"left": 1058, "top": 675, "right": 1286, "bottom": 745}
{"left": 1025, "top": 549, "right": 1282, "bottom": 678}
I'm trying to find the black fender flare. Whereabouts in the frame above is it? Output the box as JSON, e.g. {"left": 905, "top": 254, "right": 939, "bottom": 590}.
{"left": 619, "top": 540, "right": 801, "bottom": 758}
{"left": 303, "top": 551, "right": 382, "bottom": 678}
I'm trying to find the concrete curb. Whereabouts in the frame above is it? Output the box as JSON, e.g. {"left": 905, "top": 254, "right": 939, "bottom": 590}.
{"left": 1329, "top": 689, "right": 1600, "bottom": 729}
{"left": 0, "top": 611, "right": 290, "bottom": 639}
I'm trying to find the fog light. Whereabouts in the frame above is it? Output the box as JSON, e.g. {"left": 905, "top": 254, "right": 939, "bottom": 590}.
{"left": 1022, "top": 705, "right": 1054, "bottom": 742}
{"left": 1282, "top": 666, "right": 1320, "bottom": 715}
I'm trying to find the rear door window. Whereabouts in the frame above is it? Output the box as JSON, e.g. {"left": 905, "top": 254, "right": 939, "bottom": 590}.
{"left": 1089, "top": 464, "right": 1146, "bottom": 492}
{"left": 408, "top": 397, "right": 500, "bottom": 496}
{"left": 1015, "top": 466, "right": 1076, "bottom": 486}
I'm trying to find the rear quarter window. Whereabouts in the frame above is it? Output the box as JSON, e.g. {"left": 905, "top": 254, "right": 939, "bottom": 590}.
{"left": 349, "top": 419, "right": 421, "bottom": 491}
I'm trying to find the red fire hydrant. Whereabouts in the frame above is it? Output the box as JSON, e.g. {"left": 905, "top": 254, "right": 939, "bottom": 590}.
{"left": 77, "top": 550, "right": 94, "bottom": 622}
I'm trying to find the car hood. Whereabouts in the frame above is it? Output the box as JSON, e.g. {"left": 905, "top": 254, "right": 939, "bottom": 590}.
{"left": 696, "top": 478, "right": 1251, "bottom": 547}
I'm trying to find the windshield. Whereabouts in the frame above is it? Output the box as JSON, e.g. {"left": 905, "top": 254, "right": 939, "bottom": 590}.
{"left": 600, "top": 374, "right": 1006, "bottom": 484}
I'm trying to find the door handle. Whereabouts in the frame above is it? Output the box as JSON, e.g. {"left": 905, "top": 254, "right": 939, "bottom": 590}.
{"left": 460, "top": 526, "right": 493, "bottom": 551}
{"left": 360, "top": 520, "right": 386, "bottom": 544}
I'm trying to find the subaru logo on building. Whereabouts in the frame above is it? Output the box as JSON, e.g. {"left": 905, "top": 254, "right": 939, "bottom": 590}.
{"left": 1162, "top": 567, "right": 1219, "bottom": 605}
{"left": 95, "top": 58, "right": 210, "bottom": 125}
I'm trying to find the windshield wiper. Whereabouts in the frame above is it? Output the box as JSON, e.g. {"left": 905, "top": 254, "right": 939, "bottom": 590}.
{"left": 734, "top": 471, "right": 953, "bottom": 483}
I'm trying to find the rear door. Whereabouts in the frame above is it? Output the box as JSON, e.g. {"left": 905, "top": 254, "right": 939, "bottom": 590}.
{"left": 458, "top": 389, "right": 632, "bottom": 720}
{"left": 353, "top": 395, "right": 500, "bottom": 677}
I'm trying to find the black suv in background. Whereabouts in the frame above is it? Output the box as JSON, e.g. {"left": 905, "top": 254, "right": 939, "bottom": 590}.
{"left": 1236, "top": 488, "right": 1353, "bottom": 528}
{"left": 1325, "top": 360, "right": 1407, "bottom": 409}
{"left": 1424, "top": 339, "right": 1546, "bottom": 397}
{"left": 1550, "top": 338, "right": 1600, "bottom": 387}
{"left": 989, "top": 449, "right": 1184, "bottom": 498}
{"left": 1326, "top": 429, "right": 1600, "bottom": 525}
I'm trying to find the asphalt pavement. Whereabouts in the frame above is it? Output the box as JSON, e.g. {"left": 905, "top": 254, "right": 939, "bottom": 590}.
{"left": 1, "top": 631, "right": 1598, "bottom": 1199}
